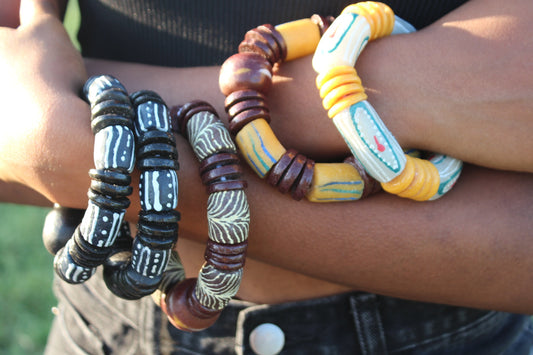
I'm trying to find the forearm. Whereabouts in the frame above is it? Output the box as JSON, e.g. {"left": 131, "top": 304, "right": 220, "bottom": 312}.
{"left": 80, "top": 59, "right": 533, "bottom": 313}
{"left": 358, "top": 0, "right": 533, "bottom": 172}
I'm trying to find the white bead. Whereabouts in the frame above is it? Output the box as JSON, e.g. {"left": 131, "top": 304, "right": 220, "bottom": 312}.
{"left": 249, "top": 323, "right": 285, "bottom": 355}
{"left": 332, "top": 101, "right": 406, "bottom": 183}
{"left": 312, "top": 12, "right": 371, "bottom": 74}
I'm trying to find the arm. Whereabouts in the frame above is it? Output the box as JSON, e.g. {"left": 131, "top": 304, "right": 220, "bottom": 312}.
{"left": 1, "top": 0, "right": 532, "bottom": 314}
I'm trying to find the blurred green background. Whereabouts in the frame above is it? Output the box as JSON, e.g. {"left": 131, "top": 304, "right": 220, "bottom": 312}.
{"left": 0, "top": 1, "right": 80, "bottom": 354}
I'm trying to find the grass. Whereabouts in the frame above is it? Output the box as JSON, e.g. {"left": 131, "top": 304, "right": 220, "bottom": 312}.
{"left": 0, "top": 203, "right": 54, "bottom": 355}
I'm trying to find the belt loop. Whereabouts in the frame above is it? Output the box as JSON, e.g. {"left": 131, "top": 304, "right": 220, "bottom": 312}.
{"left": 350, "top": 293, "right": 388, "bottom": 355}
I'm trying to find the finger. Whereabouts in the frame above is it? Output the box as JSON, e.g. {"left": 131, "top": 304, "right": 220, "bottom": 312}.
{"left": 19, "top": 0, "right": 62, "bottom": 27}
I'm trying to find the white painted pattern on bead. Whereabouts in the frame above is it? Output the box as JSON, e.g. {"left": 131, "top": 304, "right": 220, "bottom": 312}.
{"left": 188, "top": 112, "right": 236, "bottom": 160}
{"left": 207, "top": 190, "right": 250, "bottom": 244}
{"left": 196, "top": 264, "right": 243, "bottom": 310}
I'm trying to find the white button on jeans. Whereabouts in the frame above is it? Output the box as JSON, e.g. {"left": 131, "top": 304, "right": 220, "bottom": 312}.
{"left": 249, "top": 323, "right": 285, "bottom": 355}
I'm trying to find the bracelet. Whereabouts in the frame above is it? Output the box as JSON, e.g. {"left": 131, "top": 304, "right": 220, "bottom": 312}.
{"left": 157, "top": 101, "right": 250, "bottom": 332}
{"left": 104, "top": 89, "right": 180, "bottom": 299}
{"left": 219, "top": 15, "right": 381, "bottom": 202}
{"left": 52, "top": 75, "right": 136, "bottom": 284}
{"left": 312, "top": 2, "right": 463, "bottom": 200}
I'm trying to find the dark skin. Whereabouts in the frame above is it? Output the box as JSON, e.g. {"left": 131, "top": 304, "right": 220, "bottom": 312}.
{"left": 0, "top": 0, "right": 532, "bottom": 313}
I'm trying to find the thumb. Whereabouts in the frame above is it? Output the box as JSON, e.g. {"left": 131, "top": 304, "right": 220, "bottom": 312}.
{"left": 19, "top": 0, "right": 63, "bottom": 27}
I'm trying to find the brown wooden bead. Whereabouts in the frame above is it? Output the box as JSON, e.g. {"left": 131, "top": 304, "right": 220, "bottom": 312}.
{"left": 227, "top": 98, "right": 269, "bottom": 118}
{"left": 224, "top": 89, "right": 267, "bottom": 112}
{"left": 199, "top": 152, "right": 240, "bottom": 175}
{"left": 206, "top": 240, "right": 248, "bottom": 255}
{"left": 278, "top": 153, "right": 307, "bottom": 194}
{"left": 310, "top": 14, "right": 336, "bottom": 35}
{"left": 206, "top": 180, "right": 248, "bottom": 194}
{"left": 172, "top": 100, "right": 218, "bottom": 136}
{"left": 239, "top": 27, "right": 282, "bottom": 65}
{"left": 219, "top": 52, "right": 273, "bottom": 96}
{"left": 258, "top": 24, "right": 287, "bottom": 62}
{"left": 267, "top": 149, "right": 297, "bottom": 187}
{"left": 204, "top": 243, "right": 247, "bottom": 271}
{"left": 291, "top": 158, "right": 315, "bottom": 201}
{"left": 344, "top": 156, "right": 382, "bottom": 198}
{"left": 228, "top": 107, "right": 270, "bottom": 135}
{"left": 201, "top": 164, "right": 243, "bottom": 186}
{"left": 161, "top": 278, "right": 221, "bottom": 332}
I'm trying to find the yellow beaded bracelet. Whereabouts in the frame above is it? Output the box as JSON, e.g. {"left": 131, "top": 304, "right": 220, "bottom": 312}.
{"left": 312, "top": 2, "right": 463, "bottom": 200}
{"left": 219, "top": 15, "right": 381, "bottom": 202}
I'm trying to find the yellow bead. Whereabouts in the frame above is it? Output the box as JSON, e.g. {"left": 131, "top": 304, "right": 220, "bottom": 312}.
{"left": 307, "top": 163, "right": 364, "bottom": 202}
{"left": 316, "top": 65, "right": 357, "bottom": 90}
{"left": 323, "top": 83, "right": 367, "bottom": 110}
{"left": 397, "top": 157, "right": 427, "bottom": 198}
{"left": 276, "top": 19, "right": 321, "bottom": 61}
{"left": 341, "top": 2, "right": 395, "bottom": 40}
{"left": 412, "top": 160, "right": 441, "bottom": 201}
{"left": 318, "top": 73, "right": 362, "bottom": 99}
{"left": 328, "top": 93, "right": 367, "bottom": 118}
{"left": 235, "top": 119, "right": 286, "bottom": 178}
{"left": 381, "top": 155, "right": 415, "bottom": 194}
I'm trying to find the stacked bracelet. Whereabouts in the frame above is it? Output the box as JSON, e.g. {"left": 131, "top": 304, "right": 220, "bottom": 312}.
{"left": 53, "top": 75, "right": 136, "bottom": 284}
{"left": 219, "top": 15, "right": 381, "bottom": 202}
{"left": 312, "top": 2, "right": 463, "bottom": 200}
{"left": 157, "top": 101, "right": 250, "bottom": 332}
{"left": 103, "top": 89, "right": 180, "bottom": 299}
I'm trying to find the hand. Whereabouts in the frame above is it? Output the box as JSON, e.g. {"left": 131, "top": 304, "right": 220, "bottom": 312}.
{"left": 0, "top": 0, "right": 92, "bottom": 205}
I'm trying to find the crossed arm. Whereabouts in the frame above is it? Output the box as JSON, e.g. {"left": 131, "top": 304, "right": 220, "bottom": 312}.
{"left": 0, "top": 0, "right": 532, "bottom": 313}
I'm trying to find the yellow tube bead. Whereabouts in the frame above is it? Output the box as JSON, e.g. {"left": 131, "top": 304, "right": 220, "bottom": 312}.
{"left": 307, "top": 163, "right": 364, "bottom": 202}
{"left": 397, "top": 157, "right": 427, "bottom": 198}
{"left": 341, "top": 2, "right": 395, "bottom": 40}
{"left": 235, "top": 119, "right": 286, "bottom": 178}
{"left": 316, "top": 65, "right": 357, "bottom": 90}
{"left": 412, "top": 161, "right": 441, "bottom": 201}
{"left": 275, "top": 19, "right": 321, "bottom": 61}
{"left": 381, "top": 155, "right": 415, "bottom": 194}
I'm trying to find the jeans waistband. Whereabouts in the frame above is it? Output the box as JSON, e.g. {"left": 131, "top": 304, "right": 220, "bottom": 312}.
{"left": 50, "top": 272, "right": 532, "bottom": 355}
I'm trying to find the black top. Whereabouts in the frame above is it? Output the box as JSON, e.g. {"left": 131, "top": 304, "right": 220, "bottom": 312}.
{"left": 77, "top": 0, "right": 469, "bottom": 67}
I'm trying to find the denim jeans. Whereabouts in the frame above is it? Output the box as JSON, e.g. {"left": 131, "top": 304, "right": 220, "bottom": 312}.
{"left": 45, "top": 270, "right": 533, "bottom": 355}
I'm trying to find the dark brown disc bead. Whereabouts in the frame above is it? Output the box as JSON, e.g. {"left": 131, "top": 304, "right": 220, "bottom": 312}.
{"left": 204, "top": 245, "right": 247, "bottom": 271}
{"left": 206, "top": 240, "right": 248, "bottom": 256}
{"left": 258, "top": 24, "right": 287, "bottom": 62}
{"left": 219, "top": 52, "right": 273, "bottom": 96}
{"left": 239, "top": 26, "right": 282, "bottom": 65}
{"left": 291, "top": 158, "right": 315, "bottom": 201}
{"left": 206, "top": 180, "right": 248, "bottom": 194}
{"left": 171, "top": 100, "right": 218, "bottom": 136}
{"left": 277, "top": 153, "right": 307, "bottom": 194}
{"left": 201, "top": 164, "right": 243, "bottom": 186}
{"left": 311, "top": 14, "right": 336, "bottom": 35}
{"left": 161, "top": 278, "right": 222, "bottom": 332}
{"left": 229, "top": 107, "right": 270, "bottom": 135}
{"left": 344, "top": 155, "right": 382, "bottom": 198}
{"left": 267, "top": 149, "right": 298, "bottom": 187}
{"left": 199, "top": 152, "right": 240, "bottom": 174}
{"left": 224, "top": 89, "right": 267, "bottom": 112}
{"left": 227, "top": 98, "right": 269, "bottom": 118}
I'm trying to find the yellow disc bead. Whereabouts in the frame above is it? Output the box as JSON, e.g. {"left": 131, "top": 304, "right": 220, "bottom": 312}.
{"left": 397, "top": 157, "right": 427, "bottom": 198}
{"left": 381, "top": 155, "right": 415, "bottom": 194}
{"left": 235, "top": 119, "right": 286, "bottom": 178}
{"left": 319, "top": 73, "right": 361, "bottom": 99}
{"left": 412, "top": 161, "right": 440, "bottom": 201}
{"left": 341, "top": 2, "right": 395, "bottom": 40}
{"left": 275, "top": 19, "right": 321, "bottom": 61}
{"left": 322, "top": 82, "right": 366, "bottom": 110}
{"left": 328, "top": 93, "right": 368, "bottom": 118}
{"left": 316, "top": 66, "right": 357, "bottom": 90}
{"left": 307, "top": 163, "right": 364, "bottom": 202}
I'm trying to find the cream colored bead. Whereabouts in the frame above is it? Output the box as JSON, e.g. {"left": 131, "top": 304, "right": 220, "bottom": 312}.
{"left": 306, "top": 163, "right": 364, "bottom": 202}
{"left": 275, "top": 19, "right": 321, "bottom": 61}
{"left": 312, "top": 13, "right": 371, "bottom": 73}
{"left": 235, "top": 119, "right": 286, "bottom": 178}
{"left": 428, "top": 154, "right": 463, "bottom": 200}
{"left": 332, "top": 102, "right": 406, "bottom": 183}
